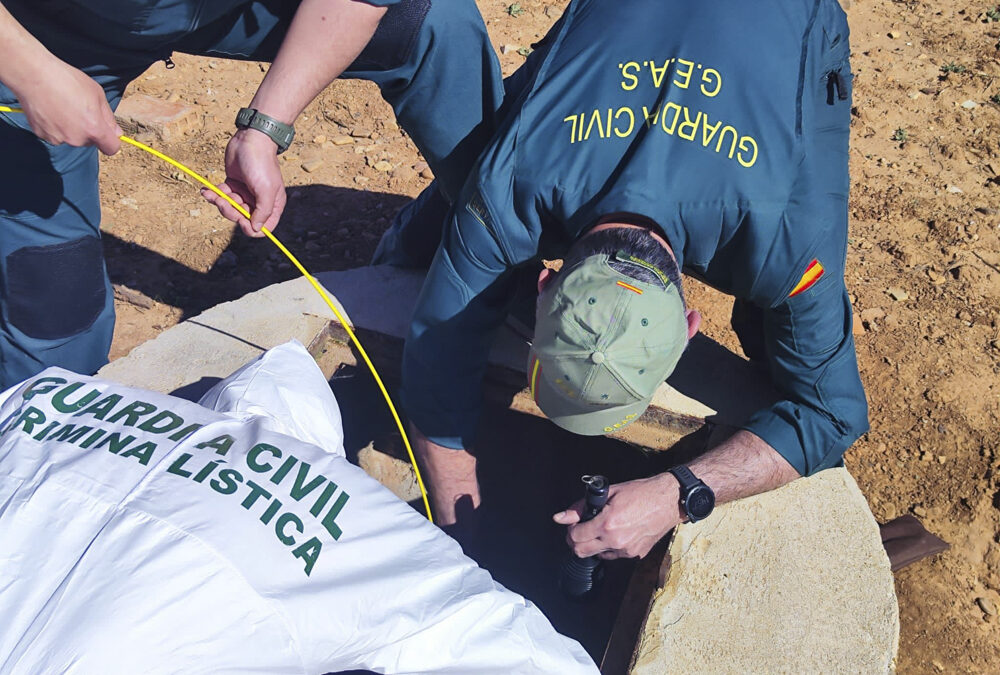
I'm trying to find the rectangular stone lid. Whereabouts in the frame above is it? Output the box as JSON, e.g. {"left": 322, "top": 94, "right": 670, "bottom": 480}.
{"left": 101, "top": 266, "right": 777, "bottom": 449}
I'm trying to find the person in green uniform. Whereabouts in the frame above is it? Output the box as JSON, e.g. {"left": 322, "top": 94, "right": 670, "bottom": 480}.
{"left": 376, "top": 0, "right": 867, "bottom": 558}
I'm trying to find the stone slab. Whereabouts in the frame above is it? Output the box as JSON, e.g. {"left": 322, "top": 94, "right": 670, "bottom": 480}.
{"left": 629, "top": 468, "right": 899, "bottom": 674}
{"left": 102, "top": 265, "right": 774, "bottom": 431}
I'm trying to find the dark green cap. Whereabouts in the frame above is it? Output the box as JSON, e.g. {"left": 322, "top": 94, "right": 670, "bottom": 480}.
{"left": 528, "top": 252, "right": 687, "bottom": 436}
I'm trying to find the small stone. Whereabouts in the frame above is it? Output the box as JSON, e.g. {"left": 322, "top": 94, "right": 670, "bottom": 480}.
{"left": 351, "top": 126, "right": 374, "bottom": 138}
{"left": 332, "top": 135, "right": 354, "bottom": 146}
{"left": 301, "top": 159, "right": 324, "bottom": 173}
{"left": 500, "top": 44, "right": 520, "bottom": 55}
{"left": 373, "top": 160, "right": 393, "bottom": 173}
{"left": 888, "top": 287, "right": 909, "bottom": 302}
{"left": 312, "top": 134, "right": 327, "bottom": 144}
{"left": 112, "top": 284, "right": 155, "bottom": 309}
{"left": 913, "top": 505, "right": 928, "bottom": 517}
{"left": 888, "top": 31, "right": 901, "bottom": 39}
{"left": 937, "top": 455, "right": 947, "bottom": 464}
{"left": 354, "top": 175, "right": 370, "bottom": 185}
{"left": 395, "top": 167, "right": 418, "bottom": 182}
{"left": 120, "top": 197, "right": 138, "bottom": 210}
{"left": 907, "top": 91, "right": 921, "bottom": 100}
{"left": 884, "top": 313, "right": 900, "bottom": 329}
{"left": 920, "top": 451, "right": 932, "bottom": 462}
{"left": 976, "top": 597, "right": 998, "bottom": 616}
{"left": 412, "top": 161, "right": 429, "bottom": 172}
{"left": 216, "top": 251, "right": 238, "bottom": 269}
{"left": 188, "top": 209, "right": 201, "bottom": 218}
{"left": 932, "top": 660, "right": 945, "bottom": 672}
{"left": 860, "top": 308, "right": 885, "bottom": 324}
{"left": 961, "top": 100, "right": 978, "bottom": 109}
{"left": 927, "top": 269, "right": 945, "bottom": 284}
{"left": 420, "top": 167, "right": 434, "bottom": 180}
{"left": 946, "top": 185, "right": 964, "bottom": 194}
{"left": 852, "top": 312, "right": 866, "bottom": 335}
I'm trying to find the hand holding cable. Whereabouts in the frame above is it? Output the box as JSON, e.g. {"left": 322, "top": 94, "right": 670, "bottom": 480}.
{"left": 0, "top": 103, "right": 433, "bottom": 523}
{"left": 201, "top": 129, "right": 287, "bottom": 238}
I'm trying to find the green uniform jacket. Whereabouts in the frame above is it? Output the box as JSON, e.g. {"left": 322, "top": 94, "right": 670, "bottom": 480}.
{"left": 403, "top": 0, "right": 868, "bottom": 476}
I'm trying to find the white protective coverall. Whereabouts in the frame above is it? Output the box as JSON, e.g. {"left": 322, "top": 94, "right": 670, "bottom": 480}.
{"left": 0, "top": 341, "right": 597, "bottom": 674}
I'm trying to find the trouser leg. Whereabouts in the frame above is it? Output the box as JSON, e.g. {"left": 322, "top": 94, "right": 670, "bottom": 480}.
{"left": 0, "top": 106, "right": 114, "bottom": 388}
{"left": 371, "top": 9, "right": 560, "bottom": 268}
{"left": 371, "top": 183, "right": 449, "bottom": 267}
{"left": 343, "top": 0, "right": 504, "bottom": 203}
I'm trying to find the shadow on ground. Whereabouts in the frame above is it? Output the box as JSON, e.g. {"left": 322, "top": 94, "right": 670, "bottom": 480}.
{"left": 104, "top": 184, "right": 411, "bottom": 319}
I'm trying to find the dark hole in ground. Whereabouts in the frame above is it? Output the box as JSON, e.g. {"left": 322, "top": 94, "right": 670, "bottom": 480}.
{"left": 326, "top": 357, "right": 683, "bottom": 674}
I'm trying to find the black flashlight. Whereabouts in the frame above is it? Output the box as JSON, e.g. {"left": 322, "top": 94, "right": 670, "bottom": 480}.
{"left": 558, "top": 474, "right": 610, "bottom": 600}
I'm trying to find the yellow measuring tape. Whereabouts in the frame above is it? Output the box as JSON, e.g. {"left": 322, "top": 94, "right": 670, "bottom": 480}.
{"left": 0, "top": 104, "right": 433, "bottom": 522}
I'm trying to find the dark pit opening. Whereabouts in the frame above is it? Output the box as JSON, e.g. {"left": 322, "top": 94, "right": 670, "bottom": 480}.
{"left": 318, "top": 330, "right": 696, "bottom": 673}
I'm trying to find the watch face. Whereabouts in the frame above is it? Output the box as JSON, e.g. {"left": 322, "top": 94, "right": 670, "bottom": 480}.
{"left": 686, "top": 485, "right": 715, "bottom": 521}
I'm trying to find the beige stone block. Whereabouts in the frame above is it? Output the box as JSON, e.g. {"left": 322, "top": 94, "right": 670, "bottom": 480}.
{"left": 631, "top": 468, "right": 898, "bottom": 674}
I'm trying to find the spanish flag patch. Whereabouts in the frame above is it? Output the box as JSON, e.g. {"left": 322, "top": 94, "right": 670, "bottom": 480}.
{"left": 789, "top": 259, "right": 824, "bottom": 297}
{"left": 616, "top": 280, "right": 643, "bottom": 294}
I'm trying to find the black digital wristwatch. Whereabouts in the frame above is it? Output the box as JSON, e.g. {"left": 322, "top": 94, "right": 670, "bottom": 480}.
{"left": 668, "top": 465, "right": 716, "bottom": 523}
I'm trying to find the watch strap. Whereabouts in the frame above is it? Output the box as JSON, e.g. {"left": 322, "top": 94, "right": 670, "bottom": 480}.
{"left": 236, "top": 107, "right": 295, "bottom": 154}
{"left": 668, "top": 465, "right": 701, "bottom": 493}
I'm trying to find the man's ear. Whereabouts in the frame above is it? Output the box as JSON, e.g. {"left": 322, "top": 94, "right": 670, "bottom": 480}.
{"left": 685, "top": 308, "right": 701, "bottom": 340}
{"left": 538, "top": 267, "right": 557, "bottom": 294}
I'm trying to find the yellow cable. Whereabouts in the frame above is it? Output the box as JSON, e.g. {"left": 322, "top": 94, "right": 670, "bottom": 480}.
{"left": 0, "top": 104, "right": 433, "bottom": 523}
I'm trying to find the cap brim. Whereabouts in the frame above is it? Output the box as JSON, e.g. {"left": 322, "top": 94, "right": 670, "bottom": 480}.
{"left": 531, "top": 357, "right": 651, "bottom": 436}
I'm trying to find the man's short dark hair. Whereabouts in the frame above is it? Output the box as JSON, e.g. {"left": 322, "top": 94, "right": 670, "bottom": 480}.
{"left": 563, "top": 224, "right": 685, "bottom": 306}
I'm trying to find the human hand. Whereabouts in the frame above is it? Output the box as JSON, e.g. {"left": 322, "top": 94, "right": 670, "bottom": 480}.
{"left": 14, "top": 56, "right": 122, "bottom": 155}
{"left": 409, "top": 423, "right": 481, "bottom": 528}
{"left": 202, "top": 128, "right": 286, "bottom": 237}
{"left": 553, "top": 473, "right": 684, "bottom": 560}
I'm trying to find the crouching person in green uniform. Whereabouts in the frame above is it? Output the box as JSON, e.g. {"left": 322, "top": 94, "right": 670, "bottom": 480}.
{"left": 375, "top": 0, "right": 868, "bottom": 558}
{"left": 0, "top": 0, "right": 502, "bottom": 388}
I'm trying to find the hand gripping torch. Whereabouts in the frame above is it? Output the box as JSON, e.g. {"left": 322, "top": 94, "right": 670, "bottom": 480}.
{"left": 558, "top": 474, "right": 610, "bottom": 600}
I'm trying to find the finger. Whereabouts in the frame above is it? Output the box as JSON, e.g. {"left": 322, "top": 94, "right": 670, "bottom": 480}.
{"left": 96, "top": 107, "right": 123, "bottom": 155}
{"left": 95, "top": 131, "right": 121, "bottom": 155}
{"left": 569, "top": 536, "right": 607, "bottom": 559}
{"left": 552, "top": 498, "right": 586, "bottom": 525}
{"left": 262, "top": 184, "right": 287, "bottom": 233}
{"left": 202, "top": 186, "right": 252, "bottom": 229}
{"left": 566, "top": 516, "right": 603, "bottom": 545}
{"left": 218, "top": 182, "right": 255, "bottom": 230}
{"left": 201, "top": 187, "right": 244, "bottom": 223}
{"left": 552, "top": 509, "right": 581, "bottom": 525}
{"left": 249, "top": 179, "right": 279, "bottom": 235}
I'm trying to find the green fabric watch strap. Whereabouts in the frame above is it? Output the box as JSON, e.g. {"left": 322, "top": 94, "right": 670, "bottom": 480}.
{"left": 235, "top": 107, "right": 295, "bottom": 154}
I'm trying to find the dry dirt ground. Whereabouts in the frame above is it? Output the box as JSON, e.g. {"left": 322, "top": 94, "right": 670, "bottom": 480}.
{"left": 95, "top": 0, "right": 1000, "bottom": 671}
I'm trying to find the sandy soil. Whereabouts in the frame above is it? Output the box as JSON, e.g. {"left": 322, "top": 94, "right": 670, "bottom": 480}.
{"left": 96, "top": 0, "right": 1000, "bottom": 671}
